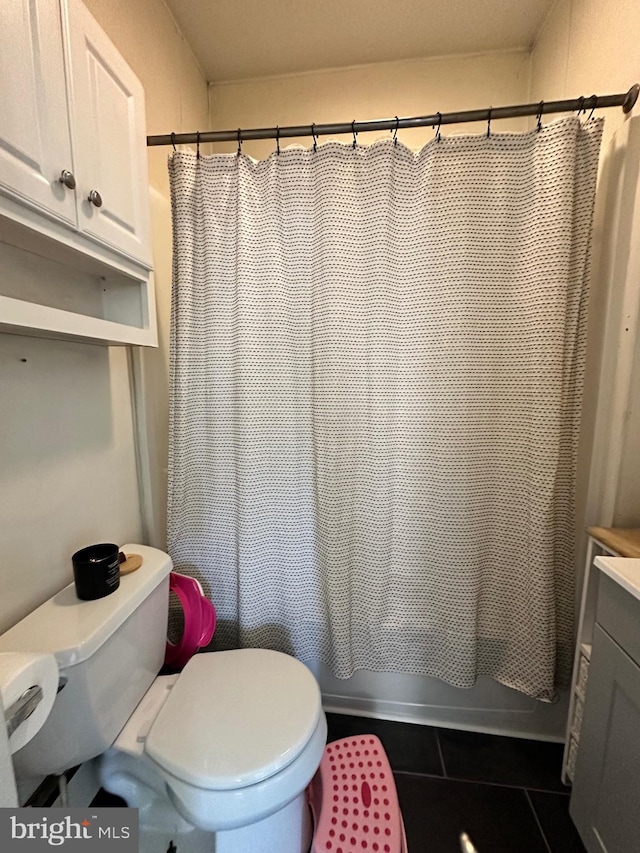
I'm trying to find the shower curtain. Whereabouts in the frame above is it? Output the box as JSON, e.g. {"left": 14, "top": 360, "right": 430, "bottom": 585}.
{"left": 168, "top": 116, "right": 603, "bottom": 701}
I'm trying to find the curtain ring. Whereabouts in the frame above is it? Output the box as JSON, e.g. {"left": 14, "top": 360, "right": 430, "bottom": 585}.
{"left": 435, "top": 112, "right": 442, "bottom": 142}
{"left": 312, "top": 123, "right": 318, "bottom": 152}
{"left": 276, "top": 126, "right": 280, "bottom": 155}
{"left": 577, "top": 95, "right": 585, "bottom": 115}
{"left": 352, "top": 120, "right": 358, "bottom": 149}
{"left": 171, "top": 132, "right": 177, "bottom": 152}
{"left": 237, "top": 128, "right": 242, "bottom": 156}
{"left": 588, "top": 94, "right": 598, "bottom": 120}
{"left": 537, "top": 101, "right": 544, "bottom": 131}
{"left": 196, "top": 130, "right": 201, "bottom": 160}
{"left": 393, "top": 116, "right": 399, "bottom": 147}
{"left": 486, "top": 106, "right": 492, "bottom": 138}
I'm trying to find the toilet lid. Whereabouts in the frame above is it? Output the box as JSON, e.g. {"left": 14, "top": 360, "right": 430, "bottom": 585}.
{"left": 145, "top": 649, "right": 322, "bottom": 790}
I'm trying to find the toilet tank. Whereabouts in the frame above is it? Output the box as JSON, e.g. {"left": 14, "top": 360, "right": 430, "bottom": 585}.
{"left": 0, "top": 545, "right": 171, "bottom": 777}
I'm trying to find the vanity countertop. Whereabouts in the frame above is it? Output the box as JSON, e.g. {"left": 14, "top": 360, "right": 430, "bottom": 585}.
{"left": 594, "top": 556, "right": 640, "bottom": 603}
{"left": 587, "top": 527, "right": 640, "bottom": 558}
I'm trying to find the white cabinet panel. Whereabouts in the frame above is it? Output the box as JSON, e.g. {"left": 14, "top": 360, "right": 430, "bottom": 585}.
{"left": 64, "top": 0, "right": 151, "bottom": 267}
{"left": 0, "top": 0, "right": 76, "bottom": 224}
{"left": 0, "top": 0, "right": 156, "bottom": 346}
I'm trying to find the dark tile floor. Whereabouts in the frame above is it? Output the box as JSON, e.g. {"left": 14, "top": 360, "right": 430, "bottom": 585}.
{"left": 93, "top": 712, "right": 587, "bottom": 852}
{"left": 327, "top": 712, "right": 586, "bottom": 853}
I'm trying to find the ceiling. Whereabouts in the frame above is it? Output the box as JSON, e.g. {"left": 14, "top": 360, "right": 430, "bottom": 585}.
{"left": 164, "top": 0, "right": 555, "bottom": 83}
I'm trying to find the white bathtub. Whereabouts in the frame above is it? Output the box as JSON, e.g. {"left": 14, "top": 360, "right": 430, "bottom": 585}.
{"left": 306, "top": 662, "right": 568, "bottom": 741}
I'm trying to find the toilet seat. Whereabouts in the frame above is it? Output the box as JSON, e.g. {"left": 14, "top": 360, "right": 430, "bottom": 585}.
{"left": 102, "top": 648, "right": 327, "bottom": 833}
{"left": 157, "top": 713, "right": 327, "bottom": 831}
{"left": 145, "top": 649, "right": 322, "bottom": 789}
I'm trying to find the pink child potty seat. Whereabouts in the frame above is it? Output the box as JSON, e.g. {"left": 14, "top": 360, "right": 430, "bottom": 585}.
{"left": 164, "top": 571, "right": 216, "bottom": 670}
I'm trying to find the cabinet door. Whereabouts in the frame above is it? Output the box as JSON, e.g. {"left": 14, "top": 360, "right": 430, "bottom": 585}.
{"left": 63, "top": 0, "right": 151, "bottom": 268}
{"left": 570, "top": 624, "right": 640, "bottom": 852}
{"left": 0, "top": 0, "right": 76, "bottom": 224}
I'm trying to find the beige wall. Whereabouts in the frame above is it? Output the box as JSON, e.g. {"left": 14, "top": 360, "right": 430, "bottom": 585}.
{"left": 84, "top": 0, "right": 209, "bottom": 197}
{"left": 0, "top": 336, "right": 143, "bottom": 633}
{"left": 209, "top": 50, "right": 532, "bottom": 161}
{"left": 531, "top": 0, "right": 640, "bottom": 147}
{"left": 0, "top": 0, "right": 208, "bottom": 633}
{"left": 531, "top": 0, "right": 640, "bottom": 530}
{"left": 83, "top": 0, "right": 210, "bottom": 549}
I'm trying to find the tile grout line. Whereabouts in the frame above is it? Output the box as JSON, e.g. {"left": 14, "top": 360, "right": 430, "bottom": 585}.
{"left": 435, "top": 729, "right": 447, "bottom": 778}
{"left": 524, "top": 789, "right": 553, "bottom": 853}
{"left": 393, "top": 768, "right": 570, "bottom": 797}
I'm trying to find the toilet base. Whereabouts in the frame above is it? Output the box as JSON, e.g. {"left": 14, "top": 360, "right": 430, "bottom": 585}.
{"left": 211, "top": 793, "right": 312, "bottom": 853}
{"left": 134, "top": 792, "right": 311, "bottom": 853}
{"left": 104, "top": 768, "right": 312, "bottom": 853}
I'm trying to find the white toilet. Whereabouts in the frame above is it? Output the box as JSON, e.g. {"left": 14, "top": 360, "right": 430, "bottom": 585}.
{"left": 0, "top": 545, "right": 327, "bottom": 853}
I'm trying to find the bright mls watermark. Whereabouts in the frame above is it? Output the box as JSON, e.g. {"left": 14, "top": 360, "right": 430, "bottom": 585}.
{"left": 0, "top": 808, "right": 138, "bottom": 851}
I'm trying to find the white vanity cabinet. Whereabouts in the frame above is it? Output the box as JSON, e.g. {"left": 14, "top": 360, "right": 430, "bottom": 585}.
{"left": 0, "top": 0, "right": 156, "bottom": 346}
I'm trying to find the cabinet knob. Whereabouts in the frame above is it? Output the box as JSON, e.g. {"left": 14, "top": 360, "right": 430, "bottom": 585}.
{"left": 59, "top": 169, "right": 76, "bottom": 190}
{"left": 88, "top": 189, "right": 103, "bottom": 208}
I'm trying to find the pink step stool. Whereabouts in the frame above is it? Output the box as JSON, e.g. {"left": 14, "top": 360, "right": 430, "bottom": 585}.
{"left": 308, "top": 735, "right": 408, "bottom": 853}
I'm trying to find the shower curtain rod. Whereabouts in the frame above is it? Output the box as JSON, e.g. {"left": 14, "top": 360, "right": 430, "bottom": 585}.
{"left": 147, "top": 85, "right": 639, "bottom": 148}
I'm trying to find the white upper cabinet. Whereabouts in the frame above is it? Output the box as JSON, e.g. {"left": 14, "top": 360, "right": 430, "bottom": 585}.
{"left": 0, "top": 0, "right": 156, "bottom": 346}
{"left": 0, "top": 0, "right": 152, "bottom": 270}
{"left": 0, "top": 0, "right": 77, "bottom": 225}
{"left": 64, "top": 0, "right": 151, "bottom": 267}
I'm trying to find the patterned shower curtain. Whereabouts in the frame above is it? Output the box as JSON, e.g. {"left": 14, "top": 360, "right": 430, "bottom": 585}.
{"left": 168, "top": 117, "right": 602, "bottom": 701}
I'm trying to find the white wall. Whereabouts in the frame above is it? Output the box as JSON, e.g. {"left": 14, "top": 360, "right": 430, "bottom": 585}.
{"left": 0, "top": 0, "right": 209, "bottom": 633}
{"left": 531, "top": 0, "right": 640, "bottom": 531}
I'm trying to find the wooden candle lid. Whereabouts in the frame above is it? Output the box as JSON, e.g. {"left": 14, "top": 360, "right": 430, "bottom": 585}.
{"left": 120, "top": 553, "right": 143, "bottom": 575}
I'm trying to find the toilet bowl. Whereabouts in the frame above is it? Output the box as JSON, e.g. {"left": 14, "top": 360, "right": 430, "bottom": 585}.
{"left": 102, "top": 650, "right": 327, "bottom": 853}
{"left": 0, "top": 545, "right": 327, "bottom": 853}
